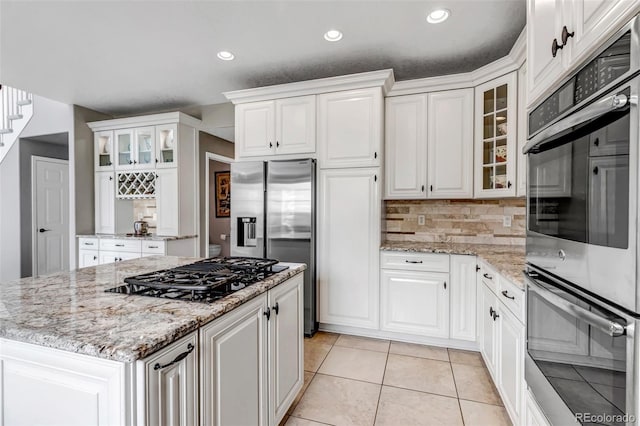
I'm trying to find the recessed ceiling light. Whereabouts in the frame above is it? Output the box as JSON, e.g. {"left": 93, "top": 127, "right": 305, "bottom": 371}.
{"left": 324, "top": 29, "right": 343, "bottom": 42}
{"left": 427, "top": 9, "right": 450, "bottom": 24}
{"left": 217, "top": 51, "right": 235, "bottom": 61}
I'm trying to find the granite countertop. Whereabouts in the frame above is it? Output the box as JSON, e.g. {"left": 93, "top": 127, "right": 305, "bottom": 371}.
{"left": 380, "top": 241, "right": 526, "bottom": 289}
{"left": 0, "top": 256, "right": 305, "bottom": 362}
{"left": 77, "top": 234, "right": 198, "bottom": 241}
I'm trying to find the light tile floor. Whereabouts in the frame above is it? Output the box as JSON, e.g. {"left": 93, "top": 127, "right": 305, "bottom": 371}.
{"left": 281, "top": 332, "right": 512, "bottom": 426}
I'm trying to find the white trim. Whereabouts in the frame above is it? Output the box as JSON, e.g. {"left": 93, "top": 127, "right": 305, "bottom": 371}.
{"left": 223, "top": 69, "right": 395, "bottom": 104}
{"left": 87, "top": 112, "right": 202, "bottom": 132}
{"left": 204, "top": 152, "right": 233, "bottom": 257}
{"left": 31, "top": 156, "right": 70, "bottom": 277}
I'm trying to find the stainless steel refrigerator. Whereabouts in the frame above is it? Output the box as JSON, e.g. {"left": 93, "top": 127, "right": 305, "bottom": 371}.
{"left": 230, "top": 159, "right": 317, "bottom": 336}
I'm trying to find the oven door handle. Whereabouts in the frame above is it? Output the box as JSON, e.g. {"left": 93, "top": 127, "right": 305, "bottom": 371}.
{"left": 523, "top": 93, "right": 628, "bottom": 154}
{"left": 523, "top": 272, "right": 626, "bottom": 337}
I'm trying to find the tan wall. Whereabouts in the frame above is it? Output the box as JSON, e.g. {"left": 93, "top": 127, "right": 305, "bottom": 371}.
{"left": 384, "top": 198, "right": 526, "bottom": 246}
{"left": 208, "top": 160, "right": 231, "bottom": 257}
{"left": 198, "top": 132, "right": 234, "bottom": 256}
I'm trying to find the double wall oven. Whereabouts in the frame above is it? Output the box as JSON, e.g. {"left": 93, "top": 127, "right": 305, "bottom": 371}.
{"left": 524, "top": 15, "right": 640, "bottom": 425}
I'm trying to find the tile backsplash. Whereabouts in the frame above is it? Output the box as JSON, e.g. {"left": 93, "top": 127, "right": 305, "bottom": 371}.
{"left": 384, "top": 198, "right": 525, "bottom": 245}
{"left": 132, "top": 199, "right": 157, "bottom": 231}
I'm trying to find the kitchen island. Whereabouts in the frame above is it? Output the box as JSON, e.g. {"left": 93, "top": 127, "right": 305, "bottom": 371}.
{"left": 0, "top": 256, "right": 306, "bottom": 425}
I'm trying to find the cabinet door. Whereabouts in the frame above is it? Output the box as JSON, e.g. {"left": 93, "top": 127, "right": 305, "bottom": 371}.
{"left": 99, "top": 251, "right": 119, "bottom": 264}
{"left": 268, "top": 274, "right": 304, "bottom": 425}
{"left": 569, "top": 0, "right": 638, "bottom": 67}
{"left": 380, "top": 269, "right": 449, "bottom": 338}
{"left": 384, "top": 94, "right": 427, "bottom": 199}
{"left": 319, "top": 168, "right": 380, "bottom": 329}
{"left": 525, "top": 390, "right": 551, "bottom": 426}
{"left": 200, "top": 295, "right": 268, "bottom": 426}
{"left": 95, "top": 171, "right": 115, "bottom": 234}
{"left": 156, "top": 124, "right": 178, "bottom": 168}
{"left": 318, "top": 88, "right": 383, "bottom": 168}
{"left": 517, "top": 63, "right": 528, "bottom": 197}
{"left": 78, "top": 250, "right": 99, "bottom": 268}
{"left": 450, "top": 255, "right": 477, "bottom": 341}
{"left": 479, "top": 284, "right": 499, "bottom": 376}
{"left": 134, "top": 126, "right": 155, "bottom": 169}
{"left": 236, "top": 101, "right": 276, "bottom": 158}
{"left": 475, "top": 72, "right": 518, "bottom": 198}
{"left": 427, "top": 89, "right": 473, "bottom": 199}
{"left": 275, "top": 95, "right": 316, "bottom": 155}
{"left": 498, "top": 306, "right": 524, "bottom": 426}
{"left": 527, "top": 0, "right": 568, "bottom": 106}
{"left": 156, "top": 168, "right": 179, "bottom": 236}
{"left": 143, "top": 332, "right": 198, "bottom": 426}
{"left": 115, "top": 128, "right": 135, "bottom": 169}
{"left": 94, "top": 131, "right": 114, "bottom": 171}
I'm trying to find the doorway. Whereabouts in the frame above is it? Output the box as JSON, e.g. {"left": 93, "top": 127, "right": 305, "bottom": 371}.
{"left": 32, "top": 156, "right": 69, "bottom": 276}
{"left": 205, "top": 153, "right": 233, "bottom": 258}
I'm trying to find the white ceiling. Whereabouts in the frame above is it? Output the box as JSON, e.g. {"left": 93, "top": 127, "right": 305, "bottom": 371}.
{"left": 0, "top": 1, "right": 525, "bottom": 116}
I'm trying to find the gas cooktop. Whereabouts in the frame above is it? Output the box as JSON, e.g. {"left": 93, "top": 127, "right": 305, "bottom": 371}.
{"left": 106, "top": 257, "right": 288, "bottom": 303}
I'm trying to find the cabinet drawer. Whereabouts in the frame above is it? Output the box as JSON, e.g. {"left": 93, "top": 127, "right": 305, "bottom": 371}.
{"left": 381, "top": 251, "right": 449, "bottom": 272}
{"left": 99, "top": 238, "right": 142, "bottom": 253}
{"left": 78, "top": 237, "right": 99, "bottom": 249}
{"left": 142, "top": 241, "right": 166, "bottom": 254}
{"left": 498, "top": 276, "right": 525, "bottom": 323}
{"left": 478, "top": 260, "right": 498, "bottom": 294}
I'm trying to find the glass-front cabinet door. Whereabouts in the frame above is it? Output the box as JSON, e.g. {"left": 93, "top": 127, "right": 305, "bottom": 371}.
{"left": 156, "top": 124, "right": 178, "bottom": 168}
{"left": 94, "top": 130, "right": 114, "bottom": 171}
{"left": 134, "top": 126, "right": 155, "bottom": 169}
{"left": 474, "top": 72, "right": 517, "bottom": 197}
{"left": 115, "top": 129, "right": 135, "bottom": 169}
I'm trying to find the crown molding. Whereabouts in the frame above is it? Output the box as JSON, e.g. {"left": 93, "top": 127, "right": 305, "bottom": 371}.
{"left": 87, "top": 111, "right": 202, "bottom": 131}
{"left": 223, "top": 69, "right": 395, "bottom": 104}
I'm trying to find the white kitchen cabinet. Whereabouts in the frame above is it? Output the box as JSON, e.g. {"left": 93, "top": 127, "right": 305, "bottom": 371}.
{"left": 318, "top": 88, "right": 383, "bottom": 169}
{"left": 94, "top": 130, "right": 114, "bottom": 171}
{"left": 140, "top": 331, "right": 198, "bottom": 426}
{"left": 384, "top": 94, "right": 427, "bottom": 199}
{"left": 498, "top": 304, "right": 525, "bottom": 426}
{"left": 268, "top": 273, "right": 304, "bottom": 425}
{"left": 319, "top": 168, "right": 380, "bottom": 329}
{"left": 156, "top": 168, "right": 179, "bottom": 236}
{"left": 95, "top": 171, "right": 115, "bottom": 234}
{"left": 99, "top": 250, "right": 140, "bottom": 264}
{"left": 235, "top": 95, "right": 316, "bottom": 159}
{"left": 115, "top": 128, "right": 135, "bottom": 169}
{"left": 475, "top": 72, "right": 518, "bottom": 198}
{"left": 78, "top": 249, "right": 100, "bottom": 267}
{"left": 525, "top": 389, "right": 551, "bottom": 426}
{"left": 427, "top": 89, "right": 474, "bottom": 199}
{"left": 449, "top": 255, "right": 477, "bottom": 341}
{"left": 134, "top": 127, "right": 155, "bottom": 169}
{"left": 517, "top": 63, "right": 527, "bottom": 197}
{"left": 156, "top": 124, "right": 178, "bottom": 168}
{"left": 380, "top": 269, "right": 449, "bottom": 338}
{"left": 479, "top": 283, "right": 499, "bottom": 377}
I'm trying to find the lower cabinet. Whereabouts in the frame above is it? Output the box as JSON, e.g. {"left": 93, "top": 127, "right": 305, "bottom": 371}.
{"left": 525, "top": 389, "right": 551, "bottom": 426}
{"left": 77, "top": 237, "right": 196, "bottom": 268}
{"left": 200, "top": 273, "right": 304, "bottom": 426}
{"left": 79, "top": 249, "right": 100, "bottom": 267}
{"left": 479, "top": 283, "right": 499, "bottom": 376}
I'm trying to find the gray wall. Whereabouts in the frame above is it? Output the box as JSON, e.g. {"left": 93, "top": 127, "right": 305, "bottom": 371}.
{"left": 20, "top": 135, "right": 69, "bottom": 277}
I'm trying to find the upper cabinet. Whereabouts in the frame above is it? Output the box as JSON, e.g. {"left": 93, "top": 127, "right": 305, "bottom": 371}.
{"left": 156, "top": 124, "right": 178, "bottom": 168}
{"left": 318, "top": 88, "right": 383, "bottom": 169}
{"left": 384, "top": 89, "right": 473, "bottom": 200}
{"left": 475, "top": 72, "right": 518, "bottom": 198}
{"left": 94, "top": 131, "right": 114, "bottom": 171}
{"left": 527, "top": 0, "right": 639, "bottom": 106}
{"left": 235, "top": 95, "right": 316, "bottom": 159}
{"left": 134, "top": 127, "right": 155, "bottom": 169}
{"left": 517, "top": 63, "right": 528, "bottom": 197}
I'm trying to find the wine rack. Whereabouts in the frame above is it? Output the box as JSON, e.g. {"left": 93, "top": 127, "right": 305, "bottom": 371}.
{"left": 116, "top": 171, "right": 156, "bottom": 199}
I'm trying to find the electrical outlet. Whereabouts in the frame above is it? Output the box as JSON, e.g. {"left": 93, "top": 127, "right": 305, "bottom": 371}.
{"left": 503, "top": 215, "right": 512, "bottom": 227}
{"left": 418, "top": 215, "right": 425, "bottom": 226}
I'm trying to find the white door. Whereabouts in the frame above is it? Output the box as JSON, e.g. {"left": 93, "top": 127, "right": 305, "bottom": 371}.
{"left": 95, "top": 172, "right": 115, "bottom": 234}
{"left": 384, "top": 94, "right": 428, "bottom": 199}
{"left": 318, "top": 88, "right": 383, "bottom": 168}
{"left": 450, "top": 255, "right": 477, "bottom": 341}
{"left": 275, "top": 95, "right": 316, "bottom": 155}
{"left": 380, "top": 269, "right": 449, "bottom": 338}
{"left": 236, "top": 101, "right": 276, "bottom": 158}
{"left": 269, "top": 274, "right": 304, "bottom": 425}
{"left": 33, "top": 157, "right": 69, "bottom": 277}
{"left": 427, "top": 89, "right": 474, "bottom": 198}
{"left": 318, "top": 168, "right": 380, "bottom": 329}
{"left": 498, "top": 306, "right": 524, "bottom": 425}
{"left": 156, "top": 168, "right": 179, "bottom": 236}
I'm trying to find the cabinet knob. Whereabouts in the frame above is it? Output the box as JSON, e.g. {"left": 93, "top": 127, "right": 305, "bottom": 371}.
{"left": 444, "top": 281, "right": 447, "bottom": 290}
{"left": 273, "top": 302, "right": 279, "bottom": 315}
{"left": 489, "top": 307, "right": 494, "bottom": 317}
{"left": 107, "top": 162, "right": 112, "bottom": 166}
{"left": 93, "top": 255, "right": 97, "bottom": 260}
{"left": 593, "top": 166, "right": 599, "bottom": 175}
{"left": 276, "top": 141, "right": 280, "bottom": 148}
{"left": 552, "top": 38, "right": 563, "bottom": 57}
{"left": 421, "top": 185, "right": 425, "bottom": 192}
{"left": 263, "top": 307, "right": 271, "bottom": 320}
{"left": 594, "top": 138, "right": 600, "bottom": 147}
{"left": 109, "top": 176, "right": 113, "bottom": 181}
{"left": 133, "top": 160, "right": 137, "bottom": 164}
{"left": 269, "top": 142, "right": 273, "bottom": 149}
{"left": 561, "top": 25, "right": 574, "bottom": 45}
{"left": 374, "top": 152, "right": 377, "bottom": 159}
{"left": 129, "top": 160, "right": 133, "bottom": 165}
{"left": 476, "top": 265, "right": 480, "bottom": 272}
{"left": 155, "top": 158, "right": 159, "bottom": 163}
{"left": 374, "top": 174, "right": 377, "bottom": 182}
{"left": 507, "top": 181, "right": 512, "bottom": 188}
{"left": 430, "top": 185, "right": 433, "bottom": 192}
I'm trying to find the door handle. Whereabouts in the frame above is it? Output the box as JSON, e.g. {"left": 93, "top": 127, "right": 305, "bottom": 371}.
{"left": 39, "top": 228, "right": 51, "bottom": 233}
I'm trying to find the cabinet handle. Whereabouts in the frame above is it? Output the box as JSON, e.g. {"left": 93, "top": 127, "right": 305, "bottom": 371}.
{"left": 269, "top": 142, "right": 273, "bottom": 148}
{"left": 129, "top": 160, "right": 133, "bottom": 165}
{"left": 561, "top": 25, "right": 574, "bottom": 45}
{"left": 493, "top": 311, "right": 500, "bottom": 321}
{"left": 155, "top": 158, "right": 159, "bottom": 163}
{"left": 134, "top": 160, "right": 138, "bottom": 164}
{"left": 593, "top": 166, "right": 599, "bottom": 175}
{"left": 476, "top": 265, "right": 480, "bottom": 272}
{"left": 374, "top": 175, "right": 377, "bottom": 182}
{"left": 107, "top": 162, "right": 112, "bottom": 166}
{"left": 594, "top": 138, "right": 600, "bottom": 147}
{"left": 421, "top": 185, "right": 425, "bottom": 192}
{"left": 93, "top": 255, "right": 97, "bottom": 260}
{"left": 115, "top": 244, "right": 125, "bottom": 247}
{"left": 273, "top": 302, "right": 279, "bottom": 315}
{"left": 507, "top": 181, "right": 512, "bottom": 188}
{"left": 154, "top": 343, "right": 195, "bottom": 370}
{"left": 430, "top": 185, "right": 433, "bottom": 192}
{"left": 405, "top": 260, "right": 423, "bottom": 264}
{"left": 444, "top": 281, "right": 447, "bottom": 290}
{"left": 483, "top": 273, "right": 493, "bottom": 280}
{"left": 119, "top": 257, "right": 123, "bottom": 261}
{"left": 84, "top": 242, "right": 94, "bottom": 246}
{"left": 148, "top": 245, "right": 159, "bottom": 249}
{"left": 263, "top": 307, "right": 271, "bottom": 320}
{"left": 109, "top": 176, "right": 113, "bottom": 181}
{"left": 489, "top": 307, "right": 494, "bottom": 317}
{"left": 501, "top": 290, "right": 515, "bottom": 300}
{"left": 551, "top": 38, "right": 563, "bottom": 57}
{"left": 276, "top": 141, "right": 280, "bottom": 148}
{"left": 114, "top": 257, "right": 119, "bottom": 262}
{"left": 374, "top": 152, "right": 377, "bottom": 159}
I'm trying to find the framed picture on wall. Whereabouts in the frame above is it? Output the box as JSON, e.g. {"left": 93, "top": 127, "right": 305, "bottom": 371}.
{"left": 214, "top": 171, "right": 231, "bottom": 218}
